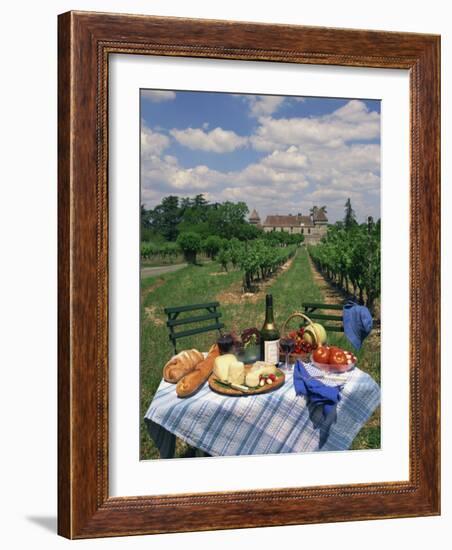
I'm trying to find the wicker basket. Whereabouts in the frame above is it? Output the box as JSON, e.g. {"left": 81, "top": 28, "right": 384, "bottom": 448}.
{"left": 279, "top": 311, "right": 318, "bottom": 364}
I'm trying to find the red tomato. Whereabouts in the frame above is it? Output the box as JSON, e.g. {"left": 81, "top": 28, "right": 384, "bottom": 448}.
{"left": 312, "top": 346, "right": 330, "bottom": 364}
{"left": 330, "top": 349, "right": 347, "bottom": 365}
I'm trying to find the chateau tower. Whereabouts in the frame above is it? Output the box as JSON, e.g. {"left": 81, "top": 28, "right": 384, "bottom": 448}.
{"left": 249, "top": 208, "right": 261, "bottom": 226}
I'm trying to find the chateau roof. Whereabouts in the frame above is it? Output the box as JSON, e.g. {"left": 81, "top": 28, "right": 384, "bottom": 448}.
{"left": 263, "top": 214, "right": 314, "bottom": 228}
{"left": 249, "top": 208, "right": 260, "bottom": 220}
{"left": 313, "top": 210, "right": 328, "bottom": 222}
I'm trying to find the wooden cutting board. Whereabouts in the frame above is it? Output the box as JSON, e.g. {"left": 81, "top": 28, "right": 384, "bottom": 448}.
{"left": 208, "top": 368, "right": 285, "bottom": 396}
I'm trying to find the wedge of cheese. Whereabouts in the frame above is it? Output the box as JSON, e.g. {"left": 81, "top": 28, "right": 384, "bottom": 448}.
{"left": 245, "top": 363, "right": 278, "bottom": 388}
{"left": 228, "top": 361, "right": 245, "bottom": 385}
{"left": 213, "top": 355, "right": 245, "bottom": 385}
{"left": 213, "top": 354, "right": 237, "bottom": 383}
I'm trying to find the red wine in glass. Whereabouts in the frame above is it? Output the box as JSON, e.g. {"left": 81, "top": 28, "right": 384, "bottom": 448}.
{"left": 280, "top": 337, "right": 295, "bottom": 371}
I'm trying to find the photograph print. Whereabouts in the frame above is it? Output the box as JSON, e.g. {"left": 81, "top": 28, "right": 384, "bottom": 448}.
{"left": 141, "top": 89, "right": 381, "bottom": 460}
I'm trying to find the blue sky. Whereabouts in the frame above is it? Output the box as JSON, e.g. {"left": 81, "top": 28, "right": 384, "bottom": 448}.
{"left": 140, "top": 90, "right": 381, "bottom": 223}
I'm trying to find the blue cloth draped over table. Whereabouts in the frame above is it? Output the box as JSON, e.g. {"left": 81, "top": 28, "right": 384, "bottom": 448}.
{"left": 343, "top": 300, "right": 373, "bottom": 350}
{"left": 293, "top": 360, "right": 343, "bottom": 418}
{"left": 144, "top": 361, "right": 380, "bottom": 458}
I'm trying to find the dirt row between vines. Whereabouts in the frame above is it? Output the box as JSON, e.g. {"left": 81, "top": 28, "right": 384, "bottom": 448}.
{"left": 307, "top": 250, "right": 381, "bottom": 368}
{"left": 308, "top": 253, "right": 381, "bottom": 322}
{"left": 306, "top": 253, "right": 345, "bottom": 306}
{"left": 216, "top": 252, "right": 297, "bottom": 305}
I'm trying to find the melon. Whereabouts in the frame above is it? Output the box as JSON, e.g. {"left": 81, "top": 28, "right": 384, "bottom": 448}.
{"left": 303, "top": 322, "right": 327, "bottom": 346}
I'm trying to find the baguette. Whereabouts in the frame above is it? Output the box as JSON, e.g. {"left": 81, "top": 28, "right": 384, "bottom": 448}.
{"left": 176, "top": 345, "right": 220, "bottom": 398}
{"left": 163, "top": 349, "right": 204, "bottom": 383}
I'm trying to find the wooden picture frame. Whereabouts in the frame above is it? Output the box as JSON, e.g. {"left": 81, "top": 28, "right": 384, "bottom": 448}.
{"left": 58, "top": 11, "right": 440, "bottom": 538}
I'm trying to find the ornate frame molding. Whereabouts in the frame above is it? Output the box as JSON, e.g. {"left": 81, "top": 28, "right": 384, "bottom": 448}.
{"left": 58, "top": 11, "right": 440, "bottom": 538}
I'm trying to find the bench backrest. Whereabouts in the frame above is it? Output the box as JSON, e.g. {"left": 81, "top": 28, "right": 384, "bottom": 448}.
{"left": 164, "top": 301, "right": 224, "bottom": 354}
{"left": 301, "top": 302, "right": 344, "bottom": 332}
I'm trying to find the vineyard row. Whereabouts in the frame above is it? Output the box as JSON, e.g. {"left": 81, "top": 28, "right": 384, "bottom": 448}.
{"left": 307, "top": 222, "right": 380, "bottom": 310}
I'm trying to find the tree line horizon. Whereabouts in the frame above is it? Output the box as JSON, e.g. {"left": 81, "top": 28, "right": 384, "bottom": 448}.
{"left": 140, "top": 194, "right": 373, "bottom": 244}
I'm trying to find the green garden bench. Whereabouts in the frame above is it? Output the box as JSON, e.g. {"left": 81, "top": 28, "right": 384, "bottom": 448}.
{"left": 164, "top": 301, "right": 224, "bottom": 354}
{"left": 301, "top": 302, "right": 344, "bottom": 333}
{"left": 163, "top": 301, "right": 224, "bottom": 458}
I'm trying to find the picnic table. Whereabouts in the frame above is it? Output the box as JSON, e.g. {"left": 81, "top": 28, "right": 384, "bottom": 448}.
{"left": 144, "top": 361, "right": 380, "bottom": 458}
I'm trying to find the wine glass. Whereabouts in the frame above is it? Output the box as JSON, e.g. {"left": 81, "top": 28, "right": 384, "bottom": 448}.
{"left": 217, "top": 333, "right": 234, "bottom": 355}
{"left": 279, "top": 337, "right": 295, "bottom": 372}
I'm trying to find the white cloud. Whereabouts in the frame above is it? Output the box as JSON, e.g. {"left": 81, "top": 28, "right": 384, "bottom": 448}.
{"left": 167, "top": 165, "right": 221, "bottom": 190}
{"left": 250, "top": 100, "right": 380, "bottom": 151}
{"left": 246, "top": 95, "right": 286, "bottom": 117}
{"left": 235, "top": 162, "right": 307, "bottom": 188}
{"left": 141, "top": 125, "right": 170, "bottom": 156}
{"left": 141, "top": 151, "right": 224, "bottom": 193}
{"left": 141, "top": 139, "right": 380, "bottom": 220}
{"left": 141, "top": 148, "right": 308, "bottom": 194}
{"left": 235, "top": 94, "right": 304, "bottom": 117}
{"left": 140, "top": 99, "right": 381, "bottom": 222}
{"left": 296, "top": 143, "right": 380, "bottom": 194}
{"left": 218, "top": 184, "right": 298, "bottom": 203}
{"left": 141, "top": 187, "right": 163, "bottom": 205}
{"left": 304, "top": 188, "right": 360, "bottom": 202}
{"left": 262, "top": 146, "right": 309, "bottom": 170}
{"left": 332, "top": 99, "right": 375, "bottom": 122}
{"left": 141, "top": 90, "right": 176, "bottom": 102}
{"left": 170, "top": 127, "right": 248, "bottom": 153}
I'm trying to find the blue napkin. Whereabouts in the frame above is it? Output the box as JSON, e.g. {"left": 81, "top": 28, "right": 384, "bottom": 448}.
{"left": 293, "top": 361, "right": 342, "bottom": 418}
{"left": 343, "top": 300, "right": 373, "bottom": 350}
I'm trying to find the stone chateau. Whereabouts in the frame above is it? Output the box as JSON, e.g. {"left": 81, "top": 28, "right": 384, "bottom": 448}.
{"left": 249, "top": 207, "right": 328, "bottom": 244}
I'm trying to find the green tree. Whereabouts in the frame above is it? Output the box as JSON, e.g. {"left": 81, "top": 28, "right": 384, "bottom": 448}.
{"left": 206, "top": 201, "right": 249, "bottom": 239}
{"left": 141, "top": 204, "right": 150, "bottom": 227}
{"left": 344, "top": 198, "right": 357, "bottom": 230}
{"left": 235, "top": 222, "right": 262, "bottom": 241}
{"left": 192, "top": 194, "right": 209, "bottom": 208}
{"left": 148, "top": 195, "right": 181, "bottom": 241}
{"left": 217, "top": 248, "right": 230, "bottom": 271}
{"left": 176, "top": 232, "right": 202, "bottom": 264}
{"left": 141, "top": 204, "right": 154, "bottom": 241}
{"left": 177, "top": 194, "right": 212, "bottom": 236}
{"left": 203, "top": 235, "right": 223, "bottom": 259}
{"left": 147, "top": 195, "right": 261, "bottom": 242}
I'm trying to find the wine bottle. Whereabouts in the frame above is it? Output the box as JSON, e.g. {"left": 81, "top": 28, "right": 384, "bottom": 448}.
{"left": 260, "top": 294, "right": 280, "bottom": 364}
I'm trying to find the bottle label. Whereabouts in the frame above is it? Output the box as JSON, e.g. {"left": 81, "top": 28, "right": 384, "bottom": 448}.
{"left": 264, "top": 339, "right": 280, "bottom": 365}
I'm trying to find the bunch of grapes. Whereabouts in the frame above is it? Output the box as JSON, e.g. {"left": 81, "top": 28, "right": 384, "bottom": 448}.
{"left": 241, "top": 327, "right": 261, "bottom": 347}
{"left": 288, "top": 328, "right": 314, "bottom": 355}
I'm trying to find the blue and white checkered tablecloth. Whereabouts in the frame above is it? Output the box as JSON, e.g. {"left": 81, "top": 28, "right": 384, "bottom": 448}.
{"left": 144, "top": 362, "right": 380, "bottom": 458}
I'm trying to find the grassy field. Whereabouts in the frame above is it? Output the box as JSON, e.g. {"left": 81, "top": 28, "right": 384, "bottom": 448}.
{"left": 140, "top": 248, "right": 380, "bottom": 459}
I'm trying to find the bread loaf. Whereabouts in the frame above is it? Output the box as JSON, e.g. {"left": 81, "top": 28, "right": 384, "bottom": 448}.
{"left": 176, "top": 345, "right": 220, "bottom": 398}
{"left": 163, "top": 349, "right": 204, "bottom": 383}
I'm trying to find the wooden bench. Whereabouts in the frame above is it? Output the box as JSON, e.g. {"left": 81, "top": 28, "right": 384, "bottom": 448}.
{"left": 301, "top": 302, "right": 344, "bottom": 332}
{"left": 164, "top": 301, "right": 224, "bottom": 354}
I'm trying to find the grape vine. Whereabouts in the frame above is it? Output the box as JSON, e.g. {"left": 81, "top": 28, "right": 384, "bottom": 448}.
{"left": 308, "top": 219, "right": 380, "bottom": 311}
